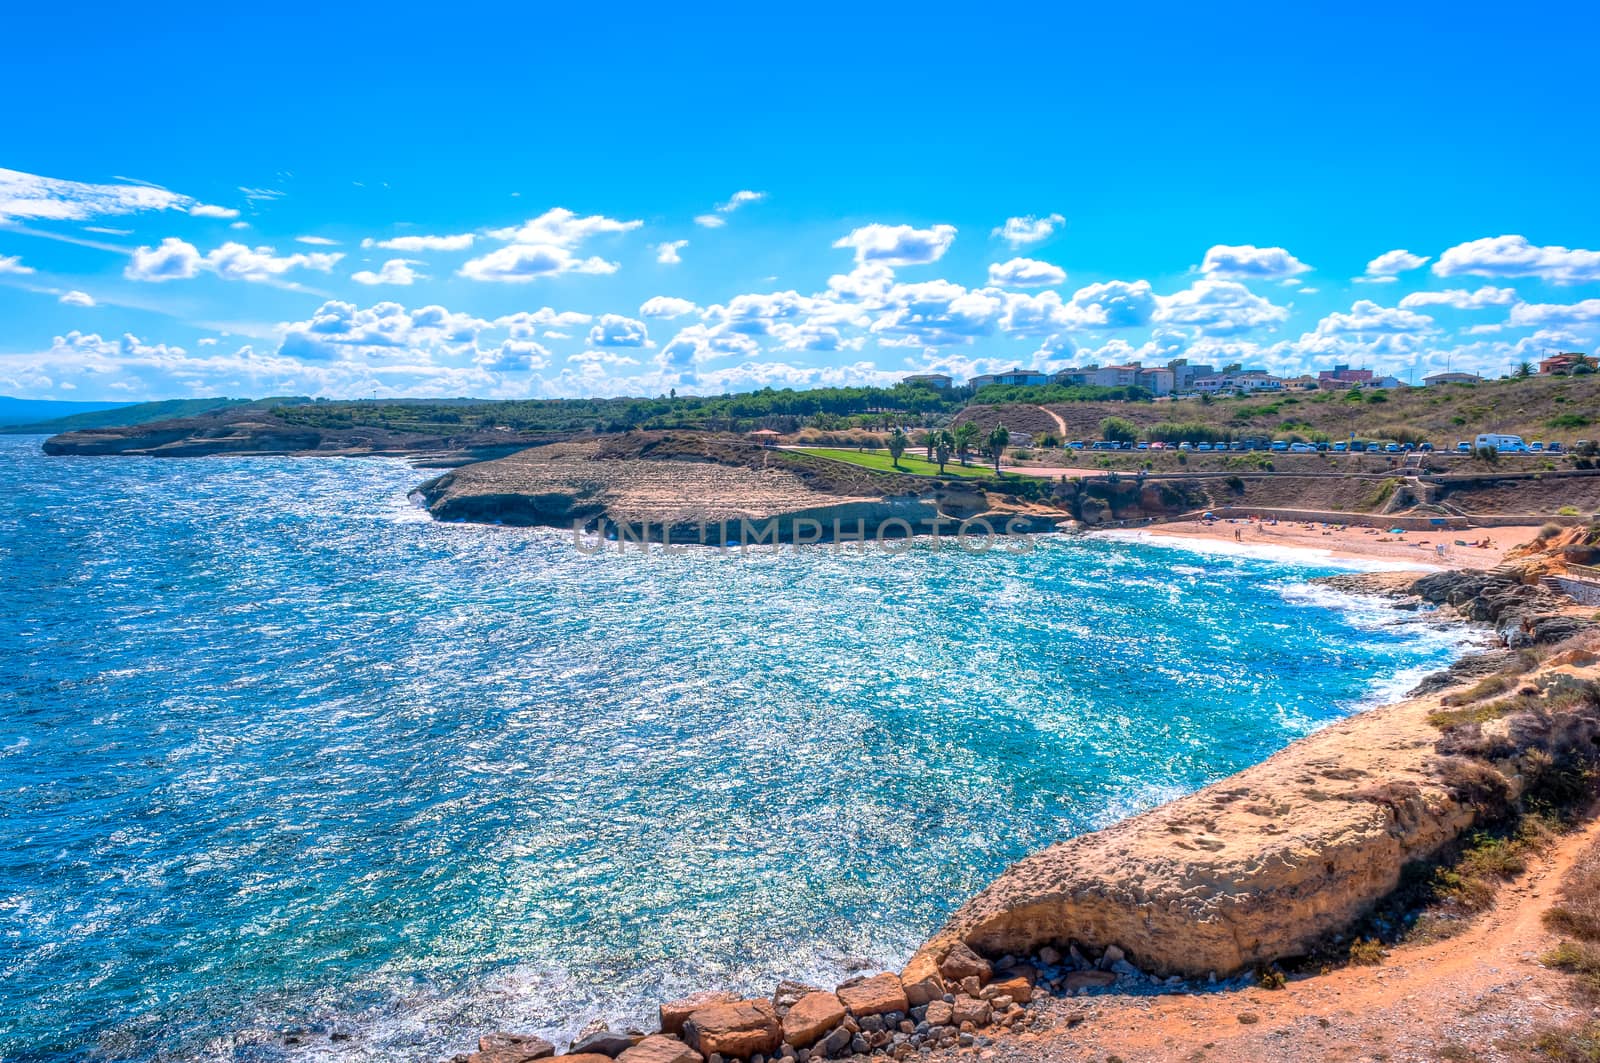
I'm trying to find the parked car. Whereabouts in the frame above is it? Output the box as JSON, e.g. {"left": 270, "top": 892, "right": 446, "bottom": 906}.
{"left": 1149, "top": 441, "right": 1166, "bottom": 450}
{"left": 1549, "top": 441, "right": 1564, "bottom": 453}
{"left": 1178, "top": 442, "right": 1193, "bottom": 451}
{"left": 1067, "top": 440, "right": 1086, "bottom": 449}
{"left": 1290, "top": 442, "right": 1316, "bottom": 453}
{"left": 1333, "top": 441, "right": 1349, "bottom": 452}
{"left": 1270, "top": 440, "right": 1289, "bottom": 452}
{"left": 1529, "top": 441, "right": 1545, "bottom": 452}
{"left": 1135, "top": 441, "right": 1149, "bottom": 450}
{"left": 1455, "top": 441, "right": 1472, "bottom": 453}
{"left": 1419, "top": 442, "right": 1434, "bottom": 452}
{"left": 1383, "top": 443, "right": 1400, "bottom": 453}
{"left": 1195, "top": 442, "right": 1212, "bottom": 451}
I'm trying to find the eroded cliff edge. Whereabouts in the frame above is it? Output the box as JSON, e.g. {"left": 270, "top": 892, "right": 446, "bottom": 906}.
{"left": 416, "top": 433, "right": 1067, "bottom": 540}
{"left": 905, "top": 566, "right": 1598, "bottom": 985}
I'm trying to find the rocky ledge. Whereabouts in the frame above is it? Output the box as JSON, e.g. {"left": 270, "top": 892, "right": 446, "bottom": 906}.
{"left": 416, "top": 433, "right": 1064, "bottom": 542}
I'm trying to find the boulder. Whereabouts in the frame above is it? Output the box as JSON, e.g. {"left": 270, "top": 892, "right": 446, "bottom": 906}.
{"left": 472, "top": 1033, "right": 557, "bottom": 1063}
{"left": 834, "top": 974, "right": 908, "bottom": 1018}
{"left": 617, "top": 1035, "right": 703, "bottom": 1063}
{"left": 570, "top": 1031, "right": 638, "bottom": 1057}
{"left": 898, "top": 953, "right": 945, "bottom": 1007}
{"left": 937, "top": 943, "right": 991, "bottom": 985}
{"left": 781, "top": 992, "right": 846, "bottom": 1048}
{"left": 814, "top": 1026, "right": 853, "bottom": 1059}
{"left": 950, "top": 997, "right": 992, "bottom": 1028}
{"left": 561, "top": 1055, "right": 617, "bottom": 1063}
{"left": 660, "top": 992, "right": 742, "bottom": 1038}
{"left": 1062, "top": 970, "right": 1116, "bottom": 991}
{"left": 981, "top": 976, "right": 1032, "bottom": 1004}
{"left": 922, "top": 1001, "right": 954, "bottom": 1027}
{"left": 682, "top": 1000, "right": 782, "bottom": 1059}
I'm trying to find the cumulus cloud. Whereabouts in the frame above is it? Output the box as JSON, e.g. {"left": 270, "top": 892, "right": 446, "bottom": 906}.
{"left": 1434, "top": 234, "right": 1600, "bottom": 285}
{"left": 834, "top": 223, "right": 957, "bottom": 266}
{"left": 1154, "top": 279, "right": 1290, "bottom": 336}
{"left": 124, "top": 238, "right": 342, "bottom": 282}
{"left": 0, "top": 254, "right": 34, "bottom": 275}
{"left": 0, "top": 167, "right": 192, "bottom": 222}
{"left": 640, "top": 296, "right": 698, "bottom": 318}
{"left": 1508, "top": 299, "right": 1600, "bottom": 327}
{"left": 1060, "top": 279, "right": 1158, "bottom": 329}
{"left": 59, "top": 290, "right": 95, "bottom": 306}
{"left": 1361, "top": 249, "right": 1430, "bottom": 281}
{"left": 656, "top": 240, "right": 688, "bottom": 264}
{"left": 362, "top": 233, "right": 474, "bottom": 252}
{"left": 188, "top": 203, "right": 240, "bottom": 219}
{"left": 987, "top": 257, "right": 1067, "bottom": 288}
{"left": 458, "top": 244, "right": 618, "bottom": 281}
{"left": 992, "top": 213, "right": 1064, "bottom": 248}
{"left": 1199, "top": 244, "right": 1312, "bottom": 280}
{"left": 487, "top": 207, "right": 642, "bottom": 247}
{"left": 352, "top": 259, "right": 422, "bottom": 286}
{"left": 587, "top": 314, "right": 652, "bottom": 348}
{"left": 475, "top": 338, "right": 551, "bottom": 372}
{"left": 1398, "top": 286, "right": 1518, "bottom": 310}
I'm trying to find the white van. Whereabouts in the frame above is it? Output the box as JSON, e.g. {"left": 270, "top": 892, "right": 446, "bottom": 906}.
{"left": 1474, "top": 433, "right": 1525, "bottom": 452}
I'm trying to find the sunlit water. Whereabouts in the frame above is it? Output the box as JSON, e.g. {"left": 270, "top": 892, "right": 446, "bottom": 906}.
{"left": 0, "top": 436, "right": 1475, "bottom": 1061}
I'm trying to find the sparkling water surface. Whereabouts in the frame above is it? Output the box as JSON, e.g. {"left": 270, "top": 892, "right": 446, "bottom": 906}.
{"left": 0, "top": 436, "right": 1472, "bottom": 1061}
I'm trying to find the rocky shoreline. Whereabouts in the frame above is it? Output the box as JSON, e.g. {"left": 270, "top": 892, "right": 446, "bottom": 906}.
{"left": 448, "top": 560, "right": 1596, "bottom": 1063}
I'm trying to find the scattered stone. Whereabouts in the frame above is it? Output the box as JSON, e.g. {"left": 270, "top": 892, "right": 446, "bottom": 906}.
{"left": 1099, "top": 945, "right": 1125, "bottom": 968}
{"left": 923, "top": 1001, "right": 953, "bottom": 1027}
{"left": 471, "top": 1033, "right": 556, "bottom": 1063}
{"left": 782, "top": 992, "right": 847, "bottom": 1048}
{"left": 617, "top": 1035, "right": 704, "bottom": 1063}
{"left": 1237, "top": 1013, "right": 1261, "bottom": 1025}
{"left": 950, "top": 997, "right": 992, "bottom": 1028}
{"left": 835, "top": 974, "right": 908, "bottom": 1018}
{"left": 937, "top": 943, "right": 992, "bottom": 985}
{"left": 814, "top": 1025, "right": 853, "bottom": 1059}
{"left": 682, "top": 1000, "right": 782, "bottom": 1059}
{"left": 985, "top": 976, "right": 1032, "bottom": 1004}
{"left": 1062, "top": 971, "right": 1115, "bottom": 991}
{"left": 1036, "top": 947, "right": 1061, "bottom": 967}
{"left": 660, "top": 992, "right": 742, "bottom": 1038}
{"left": 561, "top": 1055, "right": 617, "bottom": 1063}
{"left": 898, "top": 954, "right": 946, "bottom": 1007}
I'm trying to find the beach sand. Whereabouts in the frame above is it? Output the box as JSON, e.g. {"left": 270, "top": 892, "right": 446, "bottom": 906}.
{"left": 1104, "top": 518, "right": 1544, "bottom": 570}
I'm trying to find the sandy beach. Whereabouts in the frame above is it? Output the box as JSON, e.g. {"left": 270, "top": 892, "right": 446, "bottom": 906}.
{"left": 1104, "top": 517, "right": 1545, "bottom": 570}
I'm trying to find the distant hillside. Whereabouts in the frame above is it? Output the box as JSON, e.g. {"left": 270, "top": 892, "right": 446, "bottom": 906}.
{"left": 3, "top": 396, "right": 307, "bottom": 435}
{"left": 0, "top": 396, "right": 134, "bottom": 428}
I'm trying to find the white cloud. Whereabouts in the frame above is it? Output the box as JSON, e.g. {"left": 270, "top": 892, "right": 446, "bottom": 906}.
{"left": 238, "top": 187, "right": 285, "bottom": 203}
{"left": 189, "top": 203, "right": 239, "bottom": 219}
{"left": 296, "top": 235, "right": 340, "bottom": 246}
{"left": 1434, "top": 235, "right": 1600, "bottom": 285}
{"left": 694, "top": 214, "right": 726, "bottom": 228}
{"left": 1362, "top": 249, "right": 1430, "bottom": 280}
{"left": 487, "top": 207, "right": 642, "bottom": 247}
{"left": 587, "top": 314, "right": 652, "bottom": 348}
{"left": 124, "top": 237, "right": 343, "bottom": 282}
{"left": 640, "top": 296, "right": 698, "bottom": 318}
{"left": 458, "top": 244, "right": 618, "bottom": 281}
{"left": 1199, "top": 244, "right": 1312, "bottom": 280}
{"left": 1398, "top": 286, "right": 1518, "bottom": 310}
{"left": 361, "top": 233, "right": 474, "bottom": 252}
{"left": 1060, "top": 279, "right": 1158, "bottom": 329}
{"left": 493, "top": 308, "right": 593, "bottom": 337}
{"left": 834, "top": 223, "right": 957, "bottom": 266}
{"left": 1154, "top": 279, "right": 1290, "bottom": 336}
{"left": 655, "top": 240, "right": 688, "bottom": 264}
{"left": 987, "top": 257, "right": 1067, "bottom": 288}
{"left": 59, "top": 290, "right": 95, "bottom": 306}
{"left": 475, "top": 338, "right": 551, "bottom": 373}
{"left": 992, "top": 213, "right": 1064, "bottom": 248}
{"left": 716, "top": 190, "right": 765, "bottom": 213}
{"left": 0, "top": 167, "right": 191, "bottom": 222}
{"left": 1508, "top": 299, "right": 1600, "bottom": 327}
{"left": 867, "top": 279, "right": 1004, "bottom": 346}
{"left": 352, "top": 259, "right": 422, "bottom": 286}
{"left": 0, "top": 254, "right": 34, "bottom": 275}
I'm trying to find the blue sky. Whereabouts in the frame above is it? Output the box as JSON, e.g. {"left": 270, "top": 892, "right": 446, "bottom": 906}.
{"left": 3, "top": 1, "right": 1599, "bottom": 400}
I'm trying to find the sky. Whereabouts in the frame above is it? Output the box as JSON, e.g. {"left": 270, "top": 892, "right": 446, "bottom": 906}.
{"left": 3, "top": 1, "right": 1600, "bottom": 402}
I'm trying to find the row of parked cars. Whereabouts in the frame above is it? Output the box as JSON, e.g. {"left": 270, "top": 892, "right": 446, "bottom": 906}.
{"left": 1065, "top": 434, "right": 1573, "bottom": 455}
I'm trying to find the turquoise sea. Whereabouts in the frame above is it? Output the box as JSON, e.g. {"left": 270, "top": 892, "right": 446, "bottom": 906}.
{"left": 0, "top": 436, "right": 1473, "bottom": 1061}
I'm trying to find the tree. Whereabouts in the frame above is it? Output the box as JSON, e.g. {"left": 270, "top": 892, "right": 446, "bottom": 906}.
{"left": 923, "top": 430, "right": 936, "bottom": 461}
{"left": 986, "top": 423, "right": 1011, "bottom": 471}
{"left": 953, "top": 422, "right": 980, "bottom": 465}
{"left": 1576, "top": 354, "right": 1598, "bottom": 375}
{"left": 887, "top": 427, "right": 908, "bottom": 468}
{"left": 933, "top": 429, "right": 954, "bottom": 473}
{"left": 1516, "top": 360, "right": 1534, "bottom": 378}
{"left": 1100, "top": 416, "right": 1138, "bottom": 444}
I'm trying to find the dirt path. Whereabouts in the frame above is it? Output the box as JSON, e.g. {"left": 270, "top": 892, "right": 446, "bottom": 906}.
{"left": 962, "top": 816, "right": 1600, "bottom": 1062}
{"left": 1036, "top": 406, "right": 1068, "bottom": 439}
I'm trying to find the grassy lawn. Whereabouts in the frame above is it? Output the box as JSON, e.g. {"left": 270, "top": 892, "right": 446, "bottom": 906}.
{"left": 795, "top": 446, "right": 999, "bottom": 478}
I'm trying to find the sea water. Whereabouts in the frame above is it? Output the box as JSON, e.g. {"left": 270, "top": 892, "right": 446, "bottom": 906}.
{"left": 0, "top": 436, "right": 1475, "bottom": 1061}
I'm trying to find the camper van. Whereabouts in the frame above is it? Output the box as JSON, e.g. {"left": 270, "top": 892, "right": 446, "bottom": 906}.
{"left": 1473, "top": 433, "right": 1526, "bottom": 453}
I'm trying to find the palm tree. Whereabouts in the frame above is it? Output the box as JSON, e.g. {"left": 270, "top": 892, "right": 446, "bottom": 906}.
{"left": 986, "top": 423, "right": 1011, "bottom": 472}
{"left": 1516, "top": 360, "right": 1534, "bottom": 378}
{"left": 887, "top": 427, "right": 908, "bottom": 469}
{"left": 933, "top": 430, "right": 954, "bottom": 473}
{"left": 953, "top": 422, "right": 979, "bottom": 466}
